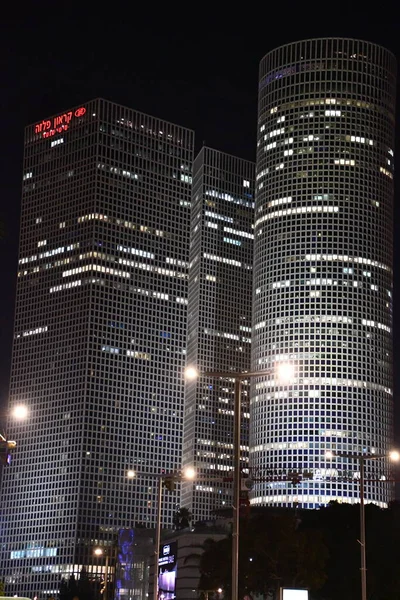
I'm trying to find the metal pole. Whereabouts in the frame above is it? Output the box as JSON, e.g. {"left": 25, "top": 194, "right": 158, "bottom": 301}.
{"left": 104, "top": 553, "right": 109, "bottom": 600}
{"left": 359, "top": 457, "right": 367, "bottom": 600}
{"left": 232, "top": 377, "right": 241, "bottom": 600}
{"left": 153, "top": 477, "right": 163, "bottom": 600}
{"left": 109, "top": 543, "right": 116, "bottom": 600}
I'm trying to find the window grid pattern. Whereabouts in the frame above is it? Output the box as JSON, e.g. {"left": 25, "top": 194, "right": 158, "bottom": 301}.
{"left": 251, "top": 38, "right": 396, "bottom": 509}
{"left": 0, "top": 98, "right": 194, "bottom": 596}
{"left": 183, "top": 147, "right": 255, "bottom": 522}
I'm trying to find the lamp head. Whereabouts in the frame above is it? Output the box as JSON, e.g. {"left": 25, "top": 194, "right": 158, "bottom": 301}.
{"left": 184, "top": 366, "right": 198, "bottom": 381}
{"left": 12, "top": 405, "right": 28, "bottom": 420}
{"left": 182, "top": 466, "right": 196, "bottom": 480}
{"left": 276, "top": 362, "right": 294, "bottom": 383}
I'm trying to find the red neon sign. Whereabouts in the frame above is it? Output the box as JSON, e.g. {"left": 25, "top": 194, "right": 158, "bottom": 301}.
{"left": 34, "top": 107, "right": 87, "bottom": 138}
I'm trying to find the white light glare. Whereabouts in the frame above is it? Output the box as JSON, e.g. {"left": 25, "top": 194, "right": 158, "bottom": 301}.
{"left": 276, "top": 362, "right": 295, "bottom": 383}
{"left": 185, "top": 366, "right": 198, "bottom": 381}
{"left": 183, "top": 467, "right": 196, "bottom": 480}
{"left": 12, "top": 405, "right": 28, "bottom": 420}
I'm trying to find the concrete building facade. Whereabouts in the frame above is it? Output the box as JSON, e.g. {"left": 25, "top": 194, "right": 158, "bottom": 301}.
{"left": 0, "top": 99, "right": 194, "bottom": 596}
{"left": 251, "top": 38, "right": 397, "bottom": 508}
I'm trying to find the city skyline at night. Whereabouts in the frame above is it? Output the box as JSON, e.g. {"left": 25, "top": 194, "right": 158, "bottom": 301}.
{"left": 1, "top": 14, "right": 400, "bottom": 600}
{"left": 2, "top": 20, "right": 400, "bottom": 418}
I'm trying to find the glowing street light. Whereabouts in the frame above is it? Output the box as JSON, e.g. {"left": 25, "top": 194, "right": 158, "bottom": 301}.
{"left": 200, "top": 588, "right": 223, "bottom": 600}
{"left": 183, "top": 466, "right": 196, "bottom": 480}
{"left": 12, "top": 404, "right": 29, "bottom": 420}
{"left": 0, "top": 404, "right": 29, "bottom": 465}
{"left": 94, "top": 547, "right": 110, "bottom": 600}
{"left": 185, "top": 363, "right": 294, "bottom": 600}
{"left": 326, "top": 449, "right": 399, "bottom": 600}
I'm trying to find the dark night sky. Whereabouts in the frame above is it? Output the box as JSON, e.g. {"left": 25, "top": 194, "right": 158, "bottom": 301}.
{"left": 1, "top": 11, "right": 400, "bottom": 443}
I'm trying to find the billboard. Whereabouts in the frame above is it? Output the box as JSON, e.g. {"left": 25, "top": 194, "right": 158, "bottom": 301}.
{"left": 117, "top": 528, "right": 135, "bottom": 595}
{"left": 280, "top": 588, "right": 309, "bottom": 600}
{"left": 158, "top": 541, "right": 178, "bottom": 599}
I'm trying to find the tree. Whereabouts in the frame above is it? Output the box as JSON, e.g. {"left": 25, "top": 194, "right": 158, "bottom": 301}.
{"left": 59, "top": 570, "right": 99, "bottom": 600}
{"left": 312, "top": 501, "right": 369, "bottom": 600}
{"left": 59, "top": 578, "right": 70, "bottom": 600}
{"left": 303, "top": 500, "right": 400, "bottom": 600}
{"left": 78, "top": 567, "right": 94, "bottom": 600}
{"left": 198, "top": 537, "right": 231, "bottom": 595}
{"left": 68, "top": 574, "right": 79, "bottom": 600}
{"left": 199, "top": 509, "right": 329, "bottom": 600}
{"left": 196, "top": 502, "right": 400, "bottom": 600}
{"left": 173, "top": 506, "right": 193, "bottom": 530}
{"left": 185, "top": 537, "right": 231, "bottom": 597}
{"left": 239, "top": 510, "right": 328, "bottom": 599}
{"left": 0, "top": 580, "right": 5, "bottom": 597}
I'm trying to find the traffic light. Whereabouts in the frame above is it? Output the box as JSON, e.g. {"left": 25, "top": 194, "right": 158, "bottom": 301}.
{"left": 164, "top": 477, "right": 176, "bottom": 492}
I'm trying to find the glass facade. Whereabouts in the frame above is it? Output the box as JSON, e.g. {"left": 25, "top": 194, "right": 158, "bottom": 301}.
{"left": 0, "top": 99, "right": 194, "bottom": 596}
{"left": 1, "top": 36, "right": 398, "bottom": 599}
{"left": 182, "top": 147, "right": 255, "bottom": 522}
{"left": 251, "top": 38, "right": 397, "bottom": 508}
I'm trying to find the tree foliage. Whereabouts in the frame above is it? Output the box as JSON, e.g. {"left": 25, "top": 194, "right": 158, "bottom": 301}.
{"left": 173, "top": 506, "right": 193, "bottom": 530}
{"left": 198, "top": 510, "right": 328, "bottom": 599}
{"left": 77, "top": 567, "right": 94, "bottom": 600}
{"left": 314, "top": 500, "right": 400, "bottom": 600}
{"left": 198, "top": 502, "right": 400, "bottom": 600}
{"left": 59, "top": 569, "right": 100, "bottom": 600}
{"left": 198, "top": 536, "right": 232, "bottom": 594}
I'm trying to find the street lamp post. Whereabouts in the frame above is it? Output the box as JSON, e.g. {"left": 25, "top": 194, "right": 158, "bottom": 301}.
{"left": 94, "top": 547, "right": 110, "bottom": 600}
{"left": 128, "top": 467, "right": 195, "bottom": 600}
{"left": 232, "top": 377, "right": 241, "bottom": 600}
{"left": 359, "top": 456, "right": 366, "bottom": 600}
{"left": 153, "top": 475, "right": 163, "bottom": 600}
{"left": 186, "top": 364, "right": 294, "bottom": 600}
{"left": 326, "top": 449, "right": 399, "bottom": 600}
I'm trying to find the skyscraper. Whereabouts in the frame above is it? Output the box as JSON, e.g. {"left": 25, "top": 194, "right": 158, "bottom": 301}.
{"left": 182, "top": 147, "right": 255, "bottom": 522}
{"left": 0, "top": 99, "right": 194, "bottom": 596}
{"left": 2, "top": 35, "right": 398, "bottom": 600}
{"left": 251, "top": 38, "right": 397, "bottom": 508}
